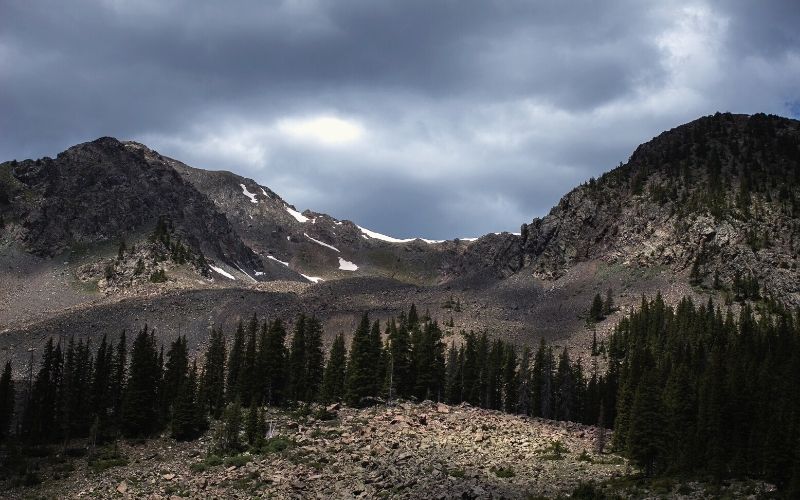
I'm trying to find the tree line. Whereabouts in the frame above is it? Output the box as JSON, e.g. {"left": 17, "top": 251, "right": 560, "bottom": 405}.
{"left": 2, "top": 298, "right": 800, "bottom": 492}
{"left": 608, "top": 294, "right": 800, "bottom": 491}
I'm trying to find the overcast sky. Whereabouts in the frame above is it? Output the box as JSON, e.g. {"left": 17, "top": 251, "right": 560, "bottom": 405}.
{"left": 2, "top": 1, "right": 799, "bottom": 239}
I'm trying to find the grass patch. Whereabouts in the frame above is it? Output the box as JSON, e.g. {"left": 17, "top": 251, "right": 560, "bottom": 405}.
{"left": 577, "top": 449, "right": 593, "bottom": 463}
{"left": 87, "top": 445, "right": 128, "bottom": 473}
{"left": 254, "top": 435, "right": 294, "bottom": 455}
{"left": 539, "top": 439, "right": 568, "bottom": 460}
{"left": 223, "top": 454, "right": 251, "bottom": 467}
{"left": 446, "top": 468, "right": 466, "bottom": 478}
{"left": 490, "top": 466, "right": 515, "bottom": 478}
{"left": 189, "top": 454, "right": 223, "bottom": 472}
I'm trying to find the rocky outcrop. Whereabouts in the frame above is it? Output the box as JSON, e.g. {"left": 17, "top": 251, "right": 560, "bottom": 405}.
{"left": 0, "top": 138, "right": 265, "bottom": 276}
{"left": 520, "top": 113, "right": 800, "bottom": 305}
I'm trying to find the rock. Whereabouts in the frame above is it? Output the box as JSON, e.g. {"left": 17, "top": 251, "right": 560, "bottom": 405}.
{"left": 116, "top": 481, "right": 128, "bottom": 494}
{"left": 162, "top": 473, "right": 175, "bottom": 480}
{"left": 436, "top": 403, "right": 450, "bottom": 414}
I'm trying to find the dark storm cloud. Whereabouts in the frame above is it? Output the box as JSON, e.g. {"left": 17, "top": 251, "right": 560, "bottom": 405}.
{"left": 2, "top": 0, "right": 799, "bottom": 238}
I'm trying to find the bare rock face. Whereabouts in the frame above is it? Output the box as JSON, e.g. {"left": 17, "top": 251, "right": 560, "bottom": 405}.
{"left": 1, "top": 138, "right": 264, "bottom": 275}
{"left": 520, "top": 113, "right": 800, "bottom": 305}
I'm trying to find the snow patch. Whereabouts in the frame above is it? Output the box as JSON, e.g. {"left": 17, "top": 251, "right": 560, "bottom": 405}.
{"left": 338, "top": 257, "right": 358, "bottom": 271}
{"left": 240, "top": 184, "right": 258, "bottom": 204}
{"left": 254, "top": 271, "right": 265, "bottom": 276}
{"left": 285, "top": 204, "right": 309, "bottom": 223}
{"left": 357, "top": 225, "right": 444, "bottom": 244}
{"left": 260, "top": 188, "right": 271, "bottom": 199}
{"left": 235, "top": 264, "right": 257, "bottom": 282}
{"left": 304, "top": 233, "right": 340, "bottom": 252}
{"left": 301, "top": 274, "right": 324, "bottom": 283}
{"left": 210, "top": 265, "right": 235, "bottom": 280}
{"left": 267, "top": 255, "right": 289, "bottom": 267}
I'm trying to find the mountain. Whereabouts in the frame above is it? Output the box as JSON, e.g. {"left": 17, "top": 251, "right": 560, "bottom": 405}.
{"left": 520, "top": 112, "right": 800, "bottom": 304}
{"left": 1, "top": 112, "right": 799, "bottom": 365}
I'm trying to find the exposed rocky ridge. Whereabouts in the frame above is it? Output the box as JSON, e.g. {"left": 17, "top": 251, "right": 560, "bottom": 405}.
{"left": 169, "top": 152, "right": 520, "bottom": 285}
{"left": 520, "top": 113, "right": 800, "bottom": 305}
{"left": 0, "top": 138, "right": 265, "bottom": 276}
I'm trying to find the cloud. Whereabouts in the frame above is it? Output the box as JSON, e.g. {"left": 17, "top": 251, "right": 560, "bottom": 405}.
{"left": 1, "top": 0, "right": 799, "bottom": 238}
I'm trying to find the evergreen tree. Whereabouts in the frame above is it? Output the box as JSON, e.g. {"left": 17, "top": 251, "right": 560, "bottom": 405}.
{"left": 121, "top": 325, "right": 161, "bottom": 437}
{"left": 321, "top": 333, "right": 347, "bottom": 403}
{"left": 239, "top": 314, "right": 259, "bottom": 405}
{"left": 110, "top": 331, "right": 127, "bottom": 432}
{"left": 413, "top": 321, "right": 446, "bottom": 401}
{"left": 346, "top": 313, "right": 378, "bottom": 405}
{"left": 226, "top": 320, "right": 245, "bottom": 401}
{"left": 444, "top": 342, "right": 462, "bottom": 404}
{"left": 161, "top": 335, "right": 188, "bottom": 422}
{"left": 245, "top": 402, "right": 262, "bottom": 446}
{"left": 172, "top": 361, "right": 203, "bottom": 441}
{"left": 288, "top": 314, "right": 307, "bottom": 401}
{"left": 502, "top": 345, "right": 518, "bottom": 413}
{"left": 517, "top": 347, "right": 531, "bottom": 415}
{"left": 261, "top": 319, "right": 288, "bottom": 405}
{"left": 387, "top": 317, "right": 412, "bottom": 399}
{"left": 217, "top": 398, "right": 243, "bottom": 454}
{"left": 304, "top": 316, "right": 325, "bottom": 402}
{"left": 0, "top": 361, "right": 14, "bottom": 442}
{"left": 201, "top": 327, "right": 227, "bottom": 419}
{"left": 24, "top": 337, "right": 62, "bottom": 443}
{"left": 589, "top": 293, "right": 604, "bottom": 322}
{"left": 626, "top": 371, "right": 667, "bottom": 476}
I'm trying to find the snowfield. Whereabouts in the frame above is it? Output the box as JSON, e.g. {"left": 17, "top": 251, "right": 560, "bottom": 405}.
{"left": 240, "top": 184, "right": 259, "bottom": 204}
{"left": 267, "top": 255, "right": 290, "bottom": 267}
{"left": 285, "top": 204, "right": 309, "bottom": 223}
{"left": 210, "top": 265, "right": 235, "bottom": 280}
{"left": 338, "top": 257, "right": 358, "bottom": 271}
{"left": 357, "top": 225, "right": 444, "bottom": 244}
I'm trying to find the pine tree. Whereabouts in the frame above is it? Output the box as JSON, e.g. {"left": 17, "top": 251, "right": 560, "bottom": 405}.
{"left": 502, "top": 345, "right": 518, "bottom": 413}
{"left": 461, "top": 332, "right": 480, "bottom": 406}
{"left": 172, "top": 361, "right": 203, "bottom": 441}
{"left": 110, "top": 331, "right": 127, "bottom": 432}
{"left": 0, "top": 361, "right": 14, "bottom": 442}
{"left": 121, "top": 325, "right": 161, "bottom": 437}
{"left": 413, "top": 321, "right": 446, "bottom": 401}
{"left": 201, "top": 327, "right": 227, "bottom": 419}
{"left": 226, "top": 320, "right": 245, "bottom": 402}
{"left": 387, "top": 317, "right": 412, "bottom": 399}
{"left": 288, "top": 314, "right": 307, "bottom": 401}
{"left": 261, "top": 319, "right": 288, "bottom": 405}
{"left": 245, "top": 402, "right": 262, "bottom": 446}
{"left": 24, "top": 337, "right": 62, "bottom": 443}
{"left": 517, "top": 347, "right": 531, "bottom": 415}
{"left": 239, "top": 314, "right": 259, "bottom": 405}
{"left": 217, "top": 398, "right": 243, "bottom": 454}
{"left": 162, "top": 335, "right": 188, "bottom": 422}
{"left": 304, "top": 316, "right": 325, "bottom": 402}
{"left": 589, "top": 293, "right": 604, "bottom": 322}
{"left": 321, "top": 333, "right": 347, "bottom": 403}
{"left": 346, "top": 313, "right": 378, "bottom": 405}
{"left": 626, "top": 371, "right": 666, "bottom": 476}
{"left": 444, "top": 342, "right": 462, "bottom": 404}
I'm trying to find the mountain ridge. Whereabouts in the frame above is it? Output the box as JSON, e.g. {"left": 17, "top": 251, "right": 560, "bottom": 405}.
{"left": 1, "top": 112, "right": 799, "bottom": 366}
